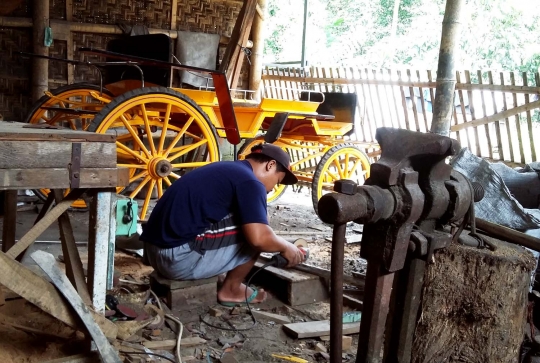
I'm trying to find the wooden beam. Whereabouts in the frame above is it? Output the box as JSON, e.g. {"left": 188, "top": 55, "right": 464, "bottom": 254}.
{"left": 261, "top": 73, "right": 540, "bottom": 94}
{"left": 450, "top": 99, "right": 540, "bottom": 132}
{"left": 283, "top": 320, "right": 360, "bottom": 339}
{"left": 0, "top": 250, "right": 117, "bottom": 339}
{"left": 6, "top": 189, "right": 85, "bottom": 259}
{"left": 32, "top": 0, "right": 49, "bottom": 102}
{"left": 31, "top": 250, "right": 122, "bottom": 363}
{"left": 0, "top": 17, "right": 252, "bottom": 48}
{"left": 249, "top": 0, "right": 266, "bottom": 98}
{"left": 0, "top": 167, "right": 129, "bottom": 191}
{"left": 170, "top": 0, "right": 178, "bottom": 30}
{"left": 1, "top": 190, "right": 17, "bottom": 253}
{"left": 53, "top": 189, "right": 92, "bottom": 306}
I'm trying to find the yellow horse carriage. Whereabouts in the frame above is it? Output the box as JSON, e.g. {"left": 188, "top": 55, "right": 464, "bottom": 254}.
{"left": 23, "top": 34, "right": 375, "bottom": 220}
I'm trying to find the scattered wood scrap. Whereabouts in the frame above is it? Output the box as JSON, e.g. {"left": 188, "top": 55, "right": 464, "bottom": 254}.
{"left": 0, "top": 250, "right": 117, "bottom": 339}
{"left": 251, "top": 310, "right": 291, "bottom": 324}
{"left": 319, "top": 336, "right": 353, "bottom": 350}
{"left": 142, "top": 336, "right": 207, "bottom": 350}
{"left": 30, "top": 250, "right": 122, "bottom": 363}
{"left": 283, "top": 320, "right": 360, "bottom": 339}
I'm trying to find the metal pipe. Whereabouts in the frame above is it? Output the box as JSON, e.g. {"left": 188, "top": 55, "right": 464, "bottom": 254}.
{"left": 300, "top": 0, "right": 308, "bottom": 68}
{"left": 430, "top": 0, "right": 466, "bottom": 136}
{"left": 330, "top": 222, "right": 347, "bottom": 363}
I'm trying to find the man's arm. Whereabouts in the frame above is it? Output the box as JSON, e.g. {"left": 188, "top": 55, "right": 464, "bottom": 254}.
{"left": 242, "top": 223, "right": 305, "bottom": 267}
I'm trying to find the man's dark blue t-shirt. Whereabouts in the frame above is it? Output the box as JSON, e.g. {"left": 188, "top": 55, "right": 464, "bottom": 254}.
{"left": 140, "top": 160, "right": 268, "bottom": 248}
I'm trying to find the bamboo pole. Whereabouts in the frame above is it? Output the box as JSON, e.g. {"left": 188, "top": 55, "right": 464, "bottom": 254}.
{"left": 397, "top": 70, "right": 411, "bottom": 130}
{"left": 354, "top": 67, "right": 374, "bottom": 142}
{"left": 32, "top": 0, "right": 50, "bottom": 103}
{"left": 407, "top": 69, "right": 420, "bottom": 131}
{"left": 0, "top": 16, "right": 251, "bottom": 47}
{"left": 500, "top": 72, "right": 514, "bottom": 162}
{"left": 249, "top": 0, "right": 266, "bottom": 100}
{"left": 522, "top": 72, "right": 537, "bottom": 161}
{"left": 456, "top": 71, "right": 472, "bottom": 150}
{"left": 488, "top": 71, "right": 503, "bottom": 160}
{"left": 387, "top": 69, "right": 401, "bottom": 129}
{"left": 417, "top": 70, "right": 429, "bottom": 131}
{"left": 477, "top": 71, "right": 493, "bottom": 158}
{"left": 465, "top": 70, "right": 481, "bottom": 156}
{"left": 430, "top": 0, "right": 465, "bottom": 136}
{"left": 373, "top": 69, "right": 387, "bottom": 127}
{"left": 510, "top": 72, "right": 525, "bottom": 164}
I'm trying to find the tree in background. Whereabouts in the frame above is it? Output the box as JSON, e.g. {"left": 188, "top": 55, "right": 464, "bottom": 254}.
{"left": 263, "top": 0, "right": 540, "bottom": 75}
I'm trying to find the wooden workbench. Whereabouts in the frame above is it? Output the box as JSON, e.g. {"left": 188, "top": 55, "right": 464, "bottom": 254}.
{"left": 0, "top": 121, "right": 128, "bottom": 312}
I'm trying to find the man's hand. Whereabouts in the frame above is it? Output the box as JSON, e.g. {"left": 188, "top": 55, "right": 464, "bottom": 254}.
{"left": 281, "top": 243, "right": 305, "bottom": 268}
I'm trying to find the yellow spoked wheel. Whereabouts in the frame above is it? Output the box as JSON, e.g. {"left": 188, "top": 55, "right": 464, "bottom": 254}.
{"left": 24, "top": 83, "right": 113, "bottom": 208}
{"left": 311, "top": 143, "right": 371, "bottom": 215}
{"left": 88, "top": 87, "right": 220, "bottom": 220}
{"left": 237, "top": 137, "right": 289, "bottom": 204}
{"left": 25, "top": 83, "right": 113, "bottom": 130}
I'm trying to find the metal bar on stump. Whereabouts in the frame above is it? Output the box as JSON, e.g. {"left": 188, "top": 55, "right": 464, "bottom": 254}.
{"left": 330, "top": 222, "right": 347, "bottom": 363}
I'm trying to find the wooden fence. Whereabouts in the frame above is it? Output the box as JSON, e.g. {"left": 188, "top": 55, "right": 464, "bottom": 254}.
{"left": 262, "top": 66, "right": 540, "bottom": 165}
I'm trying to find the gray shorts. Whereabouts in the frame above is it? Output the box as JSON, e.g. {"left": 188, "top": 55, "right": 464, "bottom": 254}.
{"left": 144, "top": 214, "right": 257, "bottom": 280}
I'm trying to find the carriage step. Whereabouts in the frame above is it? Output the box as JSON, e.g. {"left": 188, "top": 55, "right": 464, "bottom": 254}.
{"left": 41, "top": 107, "right": 99, "bottom": 115}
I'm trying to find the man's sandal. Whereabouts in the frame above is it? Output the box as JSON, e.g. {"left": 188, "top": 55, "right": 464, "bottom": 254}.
{"left": 218, "top": 288, "right": 262, "bottom": 307}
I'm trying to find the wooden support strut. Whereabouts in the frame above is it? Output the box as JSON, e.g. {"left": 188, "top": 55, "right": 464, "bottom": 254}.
{"left": 6, "top": 188, "right": 86, "bottom": 259}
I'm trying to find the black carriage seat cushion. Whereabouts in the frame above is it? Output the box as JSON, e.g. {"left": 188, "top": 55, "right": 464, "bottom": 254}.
{"left": 300, "top": 91, "right": 357, "bottom": 136}
{"left": 299, "top": 91, "right": 358, "bottom": 123}
{"left": 104, "top": 34, "right": 173, "bottom": 87}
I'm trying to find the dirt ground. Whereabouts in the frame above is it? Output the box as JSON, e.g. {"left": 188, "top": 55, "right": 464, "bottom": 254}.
{"left": 0, "top": 188, "right": 366, "bottom": 362}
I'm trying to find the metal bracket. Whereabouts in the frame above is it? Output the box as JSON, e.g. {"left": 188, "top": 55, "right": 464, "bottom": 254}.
{"left": 70, "top": 143, "right": 82, "bottom": 189}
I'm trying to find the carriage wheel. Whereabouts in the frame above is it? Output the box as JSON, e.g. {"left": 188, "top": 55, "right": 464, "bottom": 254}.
{"left": 25, "top": 83, "right": 113, "bottom": 130}
{"left": 237, "top": 137, "right": 289, "bottom": 204}
{"left": 89, "top": 87, "right": 220, "bottom": 220}
{"left": 311, "top": 143, "right": 371, "bottom": 215}
{"left": 25, "top": 83, "right": 114, "bottom": 207}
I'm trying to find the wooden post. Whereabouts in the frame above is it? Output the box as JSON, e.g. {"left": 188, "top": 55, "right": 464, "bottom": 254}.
{"left": 430, "top": 0, "right": 465, "bottom": 136}
{"left": 249, "top": 0, "right": 266, "bottom": 100}
{"left": 87, "top": 189, "right": 116, "bottom": 312}
{"left": 1, "top": 190, "right": 17, "bottom": 253}
{"left": 32, "top": 0, "right": 50, "bottom": 102}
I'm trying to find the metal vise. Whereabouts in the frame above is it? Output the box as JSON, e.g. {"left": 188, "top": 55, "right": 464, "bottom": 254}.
{"left": 318, "top": 128, "right": 477, "bottom": 363}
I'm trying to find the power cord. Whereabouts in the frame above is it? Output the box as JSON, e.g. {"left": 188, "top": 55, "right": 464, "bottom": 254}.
{"left": 200, "top": 260, "right": 275, "bottom": 331}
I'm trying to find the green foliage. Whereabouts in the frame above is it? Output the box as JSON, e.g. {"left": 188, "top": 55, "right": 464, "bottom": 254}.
{"left": 263, "top": 0, "right": 540, "bottom": 77}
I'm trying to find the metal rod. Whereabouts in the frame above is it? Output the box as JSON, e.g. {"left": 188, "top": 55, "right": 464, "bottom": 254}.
{"left": 356, "top": 262, "right": 395, "bottom": 363}
{"left": 330, "top": 222, "right": 347, "bottom": 363}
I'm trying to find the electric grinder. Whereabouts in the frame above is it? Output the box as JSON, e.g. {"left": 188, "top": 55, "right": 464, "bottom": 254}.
{"left": 270, "top": 238, "right": 310, "bottom": 268}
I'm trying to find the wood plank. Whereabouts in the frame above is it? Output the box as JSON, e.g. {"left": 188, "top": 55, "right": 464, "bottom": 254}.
{"left": 372, "top": 69, "right": 386, "bottom": 127}
{"left": 364, "top": 68, "right": 379, "bottom": 131}
{"left": 406, "top": 69, "right": 420, "bottom": 131}
{"left": 500, "top": 72, "right": 514, "bottom": 162}
{"left": 416, "top": 70, "right": 429, "bottom": 131}
{"left": 488, "top": 71, "right": 504, "bottom": 160}
{"left": 43, "top": 353, "right": 99, "bottom": 363}
{"left": 477, "top": 70, "right": 493, "bottom": 158}
{"left": 0, "top": 141, "right": 116, "bottom": 169}
{"left": 522, "top": 73, "right": 537, "bottom": 161}
{"left": 251, "top": 310, "right": 291, "bottom": 324}
{"left": 252, "top": 261, "right": 329, "bottom": 306}
{"left": 261, "top": 74, "right": 540, "bottom": 94}
{"left": 1, "top": 190, "right": 17, "bottom": 253}
{"left": 0, "top": 122, "right": 115, "bottom": 142}
{"left": 450, "top": 99, "right": 540, "bottom": 132}
{"left": 0, "top": 167, "right": 128, "bottom": 190}
{"left": 465, "top": 71, "right": 481, "bottom": 156}
{"left": 142, "top": 337, "right": 208, "bottom": 350}
{"left": 510, "top": 72, "right": 525, "bottom": 163}
{"left": 53, "top": 189, "right": 92, "bottom": 306}
{"left": 283, "top": 320, "right": 360, "bottom": 339}
{"left": 397, "top": 70, "right": 411, "bottom": 130}
{"left": 30, "top": 251, "right": 122, "bottom": 363}
{"left": 0, "top": 250, "right": 117, "bottom": 339}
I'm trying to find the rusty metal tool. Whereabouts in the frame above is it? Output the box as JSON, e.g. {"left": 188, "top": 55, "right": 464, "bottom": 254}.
{"left": 319, "top": 128, "right": 475, "bottom": 363}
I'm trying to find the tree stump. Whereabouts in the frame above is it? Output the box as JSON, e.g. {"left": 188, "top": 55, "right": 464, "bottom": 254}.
{"left": 412, "top": 235, "right": 536, "bottom": 363}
